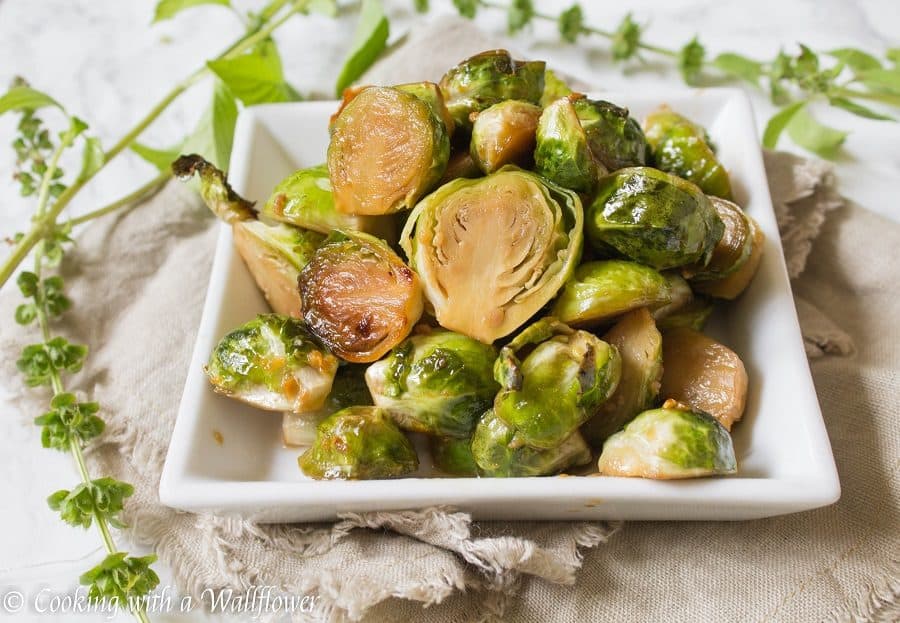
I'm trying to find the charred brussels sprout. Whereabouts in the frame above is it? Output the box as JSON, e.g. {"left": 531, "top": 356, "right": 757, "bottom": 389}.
{"left": 534, "top": 95, "right": 604, "bottom": 193}
{"left": 574, "top": 98, "right": 649, "bottom": 171}
{"left": 365, "top": 329, "right": 499, "bottom": 438}
{"left": 402, "top": 167, "right": 582, "bottom": 343}
{"left": 429, "top": 436, "right": 479, "bottom": 476}
{"left": 327, "top": 86, "right": 450, "bottom": 215}
{"left": 660, "top": 328, "right": 748, "bottom": 430}
{"left": 298, "top": 406, "right": 418, "bottom": 479}
{"left": 582, "top": 308, "right": 663, "bottom": 446}
{"left": 282, "top": 364, "right": 373, "bottom": 447}
{"left": 586, "top": 167, "right": 724, "bottom": 270}
{"left": 688, "top": 197, "right": 765, "bottom": 300}
{"left": 260, "top": 164, "right": 396, "bottom": 243}
{"left": 552, "top": 260, "right": 687, "bottom": 328}
{"left": 540, "top": 68, "right": 573, "bottom": 107}
{"left": 206, "top": 314, "right": 339, "bottom": 414}
{"left": 493, "top": 318, "right": 621, "bottom": 449}
{"left": 644, "top": 106, "right": 733, "bottom": 199}
{"left": 439, "top": 50, "right": 545, "bottom": 130}
{"left": 470, "top": 100, "right": 542, "bottom": 174}
{"left": 471, "top": 409, "right": 591, "bottom": 477}
{"left": 597, "top": 400, "right": 737, "bottom": 479}
{"left": 299, "top": 231, "right": 424, "bottom": 363}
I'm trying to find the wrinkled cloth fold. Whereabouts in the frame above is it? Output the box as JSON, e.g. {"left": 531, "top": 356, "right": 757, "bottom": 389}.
{"left": 1, "top": 19, "right": 897, "bottom": 623}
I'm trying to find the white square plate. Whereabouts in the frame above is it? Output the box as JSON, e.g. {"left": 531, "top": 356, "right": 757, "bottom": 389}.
{"left": 160, "top": 89, "right": 840, "bottom": 522}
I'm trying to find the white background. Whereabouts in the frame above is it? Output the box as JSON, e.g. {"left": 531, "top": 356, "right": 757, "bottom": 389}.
{"left": 0, "top": 1, "right": 898, "bottom": 621}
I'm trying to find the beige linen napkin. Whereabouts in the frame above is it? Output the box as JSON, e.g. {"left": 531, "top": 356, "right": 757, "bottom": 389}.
{"left": 1, "top": 19, "right": 897, "bottom": 623}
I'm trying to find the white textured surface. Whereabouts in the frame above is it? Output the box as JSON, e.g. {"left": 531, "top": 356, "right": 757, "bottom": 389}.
{"left": 0, "top": 1, "right": 898, "bottom": 621}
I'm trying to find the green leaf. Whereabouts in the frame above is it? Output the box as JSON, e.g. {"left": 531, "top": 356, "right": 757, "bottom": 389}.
{"left": 887, "top": 48, "right": 900, "bottom": 67}
{"left": 794, "top": 44, "right": 820, "bottom": 77}
{"left": 452, "top": 0, "right": 477, "bottom": 18}
{"left": 611, "top": 13, "right": 642, "bottom": 62}
{"left": 334, "top": 0, "right": 390, "bottom": 97}
{"left": 81, "top": 553, "right": 159, "bottom": 603}
{"left": 35, "top": 395, "right": 104, "bottom": 450}
{"left": 153, "top": 0, "right": 230, "bottom": 23}
{"left": 15, "top": 304, "right": 37, "bottom": 325}
{"left": 762, "top": 100, "right": 806, "bottom": 149}
{"left": 77, "top": 136, "right": 105, "bottom": 183}
{"left": 827, "top": 48, "right": 881, "bottom": 74}
{"left": 131, "top": 141, "right": 184, "bottom": 172}
{"left": 0, "top": 86, "right": 61, "bottom": 115}
{"left": 507, "top": 0, "right": 534, "bottom": 34}
{"left": 678, "top": 37, "right": 705, "bottom": 85}
{"left": 786, "top": 107, "right": 847, "bottom": 158}
{"left": 413, "top": 0, "right": 428, "bottom": 12}
{"left": 182, "top": 80, "right": 238, "bottom": 169}
{"left": 829, "top": 96, "right": 894, "bottom": 121}
{"left": 17, "top": 271, "right": 39, "bottom": 297}
{"left": 558, "top": 4, "right": 583, "bottom": 43}
{"left": 858, "top": 69, "right": 900, "bottom": 96}
{"left": 17, "top": 343, "right": 54, "bottom": 387}
{"left": 712, "top": 52, "right": 763, "bottom": 85}
{"left": 307, "top": 0, "right": 338, "bottom": 16}
{"left": 207, "top": 39, "right": 296, "bottom": 106}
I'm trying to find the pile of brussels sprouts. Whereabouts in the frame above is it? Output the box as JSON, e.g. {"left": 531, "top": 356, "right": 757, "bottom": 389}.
{"left": 176, "top": 49, "right": 764, "bottom": 481}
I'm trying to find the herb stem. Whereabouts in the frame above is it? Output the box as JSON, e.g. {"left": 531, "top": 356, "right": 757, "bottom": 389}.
{"left": 833, "top": 87, "right": 900, "bottom": 107}
{"left": 67, "top": 171, "right": 171, "bottom": 228}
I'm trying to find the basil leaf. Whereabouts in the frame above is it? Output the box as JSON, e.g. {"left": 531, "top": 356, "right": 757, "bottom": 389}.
{"left": 182, "top": 80, "right": 238, "bottom": 169}
{"left": 828, "top": 96, "right": 894, "bottom": 121}
{"left": 0, "top": 86, "right": 62, "bottom": 115}
{"left": 153, "top": 0, "right": 230, "bottom": 23}
{"left": 334, "top": 0, "right": 389, "bottom": 96}
{"left": 712, "top": 53, "right": 763, "bottom": 86}
{"left": 887, "top": 48, "right": 900, "bottom": 67}
{"left": 827, "top": 48, "right": 881, "bottom": 74}
{"left": 507, "top": 0, "right": 534, "bottom": 34}
{"left": 413, "top": 0, "right": 428, "bottom": 13}
{"left": 679, "top": 37, "right": 705, "bottom": 86}
{"left": 307, "top": 0, "right": 338, "bottom": 17}
{"left": 207, "top": 40, "right": 296, "bottom": 106}
{"left": 858, "top": 69, "right": 900, "bottom": 96}
{"left": 558, "top": 4, "right": 583, "bottom": 44}
{"left": 762, "top": 101, "right": 806, "bottom": 149}
{"left": 131, "top": 141, "right": 184, "bottom": 172}
{"left": 77, "top": 136, "right": 105, "bottom": 183}
{"left": 786, "top": 107, "right": 847, "bottom": 158}
{"left": 452, "top": 0, "right": 477, "bottom": 18}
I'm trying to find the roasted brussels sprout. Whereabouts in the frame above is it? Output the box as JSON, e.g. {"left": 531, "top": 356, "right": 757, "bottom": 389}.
{"left": 597, "top": 400, "right": 737, "bottom": 479}
{"left": 534, "top": 95, "right": 604, "bottom": 193}
{"left": 327, "top": 86, "right": 449, "bottom": 215}
{"left": 395, "top": 81, "right": 455, "bottom": 136}
{"left": 429, "top": 436, "right": 478, "bottom": 476}
{"left": 574, "top": 98, "right": 648, "bottom": 171}
{"left": 401, "top": 167, "right": 583, "bottom": 343}
{"left": 365, "top": 329, "right": 499, "bottom": 438}
{"left": 552, "top": 260, "right": 688, "bottom": 328}
{"left": 586, "top": 167, "right": 724, "bottom": 270}
{"left": 688, "top": 197, "right": 765, "bottom": 300}
{"left": 206, "top": 314, "right": 339, "bottom": 414}
{"left": 660, "top": 328, "right": 748, "bottom": 430}
{"left": 173, "top": 153, "right": 256, "bottom": 224}
{"left": 260, "top": 164, "right": 396, "bottom": 242}
{"left": 439, "top": 49, "right": 545, "bottom": 130}
{"left": 582, "top": 308, "right": 663, "bottom": 446}
{"left": 493, "top": 318, "right": 621, "bottom": 449}
{"left": 471, "top": 409, "right": 592, "bottom": 477}
{"left": 644, "top": 105, "right": 733, "bottom": 199}
{"left": 298, "top": 406, "right": 418, "bottom": 479}
{"left": 282, "top": 364, "right": 373, "bottom": 446}
{"left": 654, "top": 296, "right": 714, "bottom": 331}
{"left": 540, "top": 68, "right": 573, "bottom": 107}
{"left": 299, "top": 230, "right": 424, "bottom": 363}
{"left": 470, "top": 100, "right": 542, "bottom": 174}
{"left": 439, "top": 148, "right": 482, "bottom": 185}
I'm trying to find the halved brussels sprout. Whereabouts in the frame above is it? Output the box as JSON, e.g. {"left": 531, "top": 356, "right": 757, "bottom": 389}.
{"left": 582, "top": 308, "right": 663, "bottom": 446}
{"left": 439, "top": 147, "right": 482, "bottom": 185}
{"left": 439, "top": 49, "right": 545, "bottom": 130}
{"left": 470, "top": 100, "right": 542, "bottom": 174}
{"left": 299, "top": 230, "right": 424, "bottom": 363}
{"left": 644, "top": 105, "right": 733, "bottom": 199}
{"left": 401, "top": 167, "right": 583, "bottom": 343}
{"left": 298, "top": 406, "right": 418, "bottom": 480}
{"left": 552, "top": 260, "right": 682, "bottom": 328}
{"left": 493, "top": 318, "right": 621, "bottom": 449}
{"left": 429, "top": 436, "right": 478, "bottom": 476}
{"left": 586, "top": 167, "right": 724, "bottom": 270}
{"left": 365, "top": 329, "right": 499, "bottom": 438}
{"left": 174, "top": 154, "right": 323, "bottom": 317}
{"left": 327, "top": 86, "right": 449, "bottom": 215}
{"left": 655, "top": 296, "right": 714, "bottom": 331}
{"left": 660, "top": 328, "right": 748, "bottom": 430}
{"left": 597, "top": 400, "right": 737, "bottom": 479}
{"left": 232, "top": 220, "right": 324, "bottom": 317}
{"left": 206, "top": 314, "right": 339, "bottom": 414}
{"left": 574, "top": 97, "right": 649, "bottom": 172}
{"left": 471, "top": 409, "right": 591, "bottom": 477}
{"left": 282, "top": 364, "right": 373, "bottom": 446}
{"left": 692, "top": 204, "right": 765, "bottom": 300}
{"left": 540, "top": 68, "right": 573, "bottom": 107}
{"left": 260, "top": 164, "right": 397, "bottom": 243}
{"left": 395, "top": 81, "right": 455, "bottom": 136}
{"left": 534, "top": 95, "right": 604, "bottom": 193}
{"left": 649, "top": 272, "right": 693, "bottom": 323}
